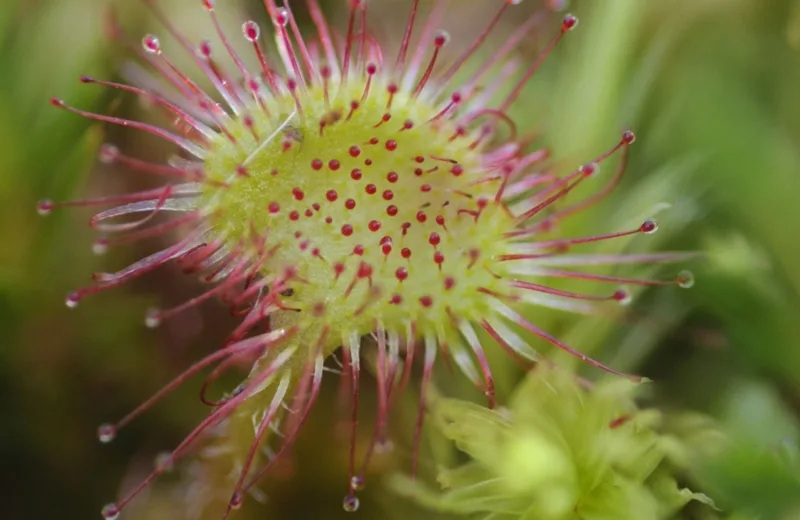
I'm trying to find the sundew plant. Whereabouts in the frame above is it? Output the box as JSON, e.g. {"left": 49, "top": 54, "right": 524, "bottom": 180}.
{"left": 41, "top": 0, "right": 696, "bottom": 517}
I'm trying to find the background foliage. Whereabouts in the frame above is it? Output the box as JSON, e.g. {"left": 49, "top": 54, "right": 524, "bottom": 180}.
{"left": 1, "top": 0, "right": 799, "bottom": 518}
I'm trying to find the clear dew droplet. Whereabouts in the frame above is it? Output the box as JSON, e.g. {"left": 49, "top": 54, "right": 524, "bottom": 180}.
{"left": 350, "top": 475, "right": 365, "bottom": 491}
{"left": 98, "top": 144, "right": 119, "bottom": 164}
{"left": 342, "top": 495, "right": 360, "bottom": 512}
{"left": 98, "top": 423, "right": 116, "bottom": 444}
{"left": 375, "top": 438, "right": 394, "bottom": 454}
{"left": 101, "top": 502, "right": 120, "bottom": 520}
{"left": 154, "top": 452, "right": 173, "bottom": 472}
{"left": 145, "top": 308, "right": 161, "bottom": 329}
{"left": 92, "top": 239, "right": 109, "bottom": 256}
{"left": 677, "top": 270, "right": 695, "bottom": 289}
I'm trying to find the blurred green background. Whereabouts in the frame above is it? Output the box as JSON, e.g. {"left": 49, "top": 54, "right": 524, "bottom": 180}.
{"left": 1, "top": 0, "right": 799, "bottom": 519}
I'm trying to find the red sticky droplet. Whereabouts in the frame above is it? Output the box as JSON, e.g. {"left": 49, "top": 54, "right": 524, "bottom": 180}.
{"left": 390, "top": 294, "right": 403, "bottom": 305}
{"left": 268, "top": 202, "right": 280, "bottom": 214}
{"left": 613, "top": 289, "right": 631, "bottom": 304}
{"left": 345, "top": 198, "right": 356, "bottom": 210}
{"left": 243, "top": 21, "right": 260, "bottom": 41}
{"left": 395, "top": 267, "right": 408, "bottom": 281}
{"left": 329, "top": 160, "right": 341, "bottom": 171}
{"left": 382, "top": 243, "right": 392, "bottom": 255}
{"left": 429, "top": 232, "right": 440, "bottom": 246}
{"left": 385, "top": 140, "right": 397, "bottom": 151}
{"left": 386, "top": 205, "right": 398, "bottom": 216}
{"left": 414, "top": 168, "right": 424, "bottom": 176}
{"left": 305, "top": 209, "right": 313, "bottom": 217}
{"left": 353, "top": 244, "right": 365, "bottom": 256}
{"left": 364, "top": 159, "right": 373, "bottom": 166}
{"left": 368, "top": 220, "right": 382, "bottom": 232}
{"left": 292, "top": 187, "right": 304, "bottom": 200}
{"left": 37, "top": 199, "right": 54, "bottom": 215}
{"left": 325, "top": 216, "right": 333, "bottom": 224}
{"left": 334, "top": 263, "right": 345, "bottom": 278}
{"left": 444, "top": 277, "right": 455, "bottom": 290}
{"left": 289, "top": 210, "right": 300, "bottom": 221}
{"left": 247, "top": 78, "right": 260, "bottom": 94}
{"left": 365, "top": 184, "right": 377, "bottom": 195}
{"left": 609, "top": 415, "right": 631, "bottom": 429}
{"left": 311, "top": 159, "right": 323, "bottom": 170}
{"left": 420, "top": 184, "right": 431, "bottom": 192}
{"left": 326, "top": 190, "right": 338, "bottom": 202}
{"left": 199, "top": 40, "right": 212, "bottom": 58}
{"left": 382, "top": 190, "right": 394, "bottom": 201}
{"left": 357, "top": 262, "right": 373, "bottom": 278}
{"left": 416, "top": 211, "right": 427, "bottom": 223}
{"left": 436, "top": 215, "right": 446, "bottom": 227}
{"left": 386, "top": 172, "right": 399, "bottom": 183}
{"left": 562, "top": 14, "right": 578, "bottom": 31}
{"left": 434, "top": 251, "right": 445, "bottom": 265}
{"left": 350, "top": 168, "right": 363, "bottom": 180}
{"left": 580, "top": 163, "right": 597, "bottom": 176}
{"left": 451, "top": 164, "right": 464, "bottom": 176}
{"left": 142, "top": 35, "right": 161, "bottom": 54}
{"left": 349, "top": 146, "right": 361, "bottom": 158}
{"left": 401, "top": 247, "right": 412, "bottom": 259}
{"left": 420, "top": 296, "right": 433, "bottom": 308}
{"left": 640, "top": 219, "right": 658, "bottom": 234}
{"left": 312, "top": 203, "right": 321, "bottom": 211}
{"left": 622, "top": 129, "right": 636, "bottom": 144}
{"left": 341, "top": 224, "right": 354, "bottom": 236}
{"left": 369, "top": 137, "right": 379, "bottom": 145}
